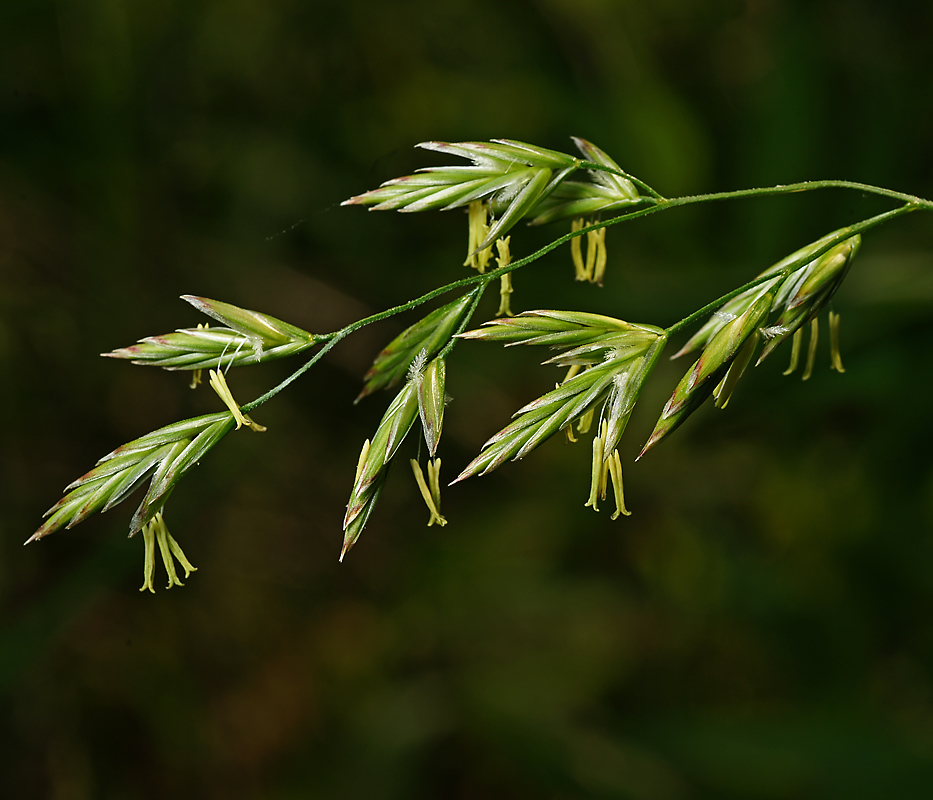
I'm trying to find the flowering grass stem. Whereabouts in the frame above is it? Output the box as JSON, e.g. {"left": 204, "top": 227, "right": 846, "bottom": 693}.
{"left": 243, "top": 189, "right": 924, "bottom": 419}
{"left": 34, "top": 137, "right": 933, "bottom": 574}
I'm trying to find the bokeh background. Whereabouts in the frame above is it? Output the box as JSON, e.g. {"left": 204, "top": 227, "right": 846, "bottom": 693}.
{"left": 3, "top": 0, "right": 933, "bottom": 797}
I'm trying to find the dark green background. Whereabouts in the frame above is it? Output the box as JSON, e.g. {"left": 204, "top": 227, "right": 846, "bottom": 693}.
{"left": 3, "top": 1, "right": 933, "bottom": 797}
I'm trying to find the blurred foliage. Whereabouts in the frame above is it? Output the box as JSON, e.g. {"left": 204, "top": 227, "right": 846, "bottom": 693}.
{"left": 2, "top": 0, "right": 933, "bottom": 797}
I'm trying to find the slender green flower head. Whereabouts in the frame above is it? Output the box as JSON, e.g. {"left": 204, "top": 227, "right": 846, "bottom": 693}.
{"left": 681, "top": 289, "right": 772, "bottom": 401}
{"left": 572, "top": 137, "right": 640, "bottom": 199}
{"left": 417, "top": 356, "right": 446, "bottom": 457}
{"left": 453, "top": 358, "right": 624, "bottom": 482}
{"left": 675, "top": 229, "right": 859, "bottom": 362}
{"left": 460, "top": 309, "right": 662, "bottom": 354}
{"left": 641, "top": 290, "right": 773, "bottom": 457}
{"left": 454, "top": 322, "right": 665, "bottom": 483}
{"left": 528, "top": 138, "right": 646, "bottom": 225}
{"left": 712, "top": 330, "right": 760, "bottom": 409}
{"left": 343, "top": 378, "right": 421, "bottom": 558}
{"left": 106, "top": 296, "right": 317, "bottom": 371}
{"left": 599, "top": 338, "right": 668, "bottom": 456}
{"left": 358, "top": 291, "right": 475, "bottom": 401}
{"left": 342, "top": 139, "right": 580, "bottom": 251}
{"left": 758, "top": 233, "right": 860, "bottom": 364}
{"left": 29, "top": 412, "right": 235, "bottom": 543}
{"left": 341, "top": 445, "right": 388, "bottom": 562}
{"left": 671, "top": 282, "right": 778, "bottom": 360}
{"left": 181, "top": 296, "right": 310, "bottom": 342}
{"left": 372, "top": 378, "right": 421, "bottom": 466}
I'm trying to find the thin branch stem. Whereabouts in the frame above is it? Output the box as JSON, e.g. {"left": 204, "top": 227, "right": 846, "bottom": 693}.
{"left": 240, "top": 335, "right": 343, "bottom": 413}
{"left": 243, "top": 285, "right": 491, "bottom": 412}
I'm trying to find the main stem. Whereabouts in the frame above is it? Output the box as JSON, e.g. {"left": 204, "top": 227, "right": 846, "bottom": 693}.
{"left": 244, "top": 182, "right": 930, "bottom": 412}
{"left": 661, "top": 180, "right": 933, "bottom": 211}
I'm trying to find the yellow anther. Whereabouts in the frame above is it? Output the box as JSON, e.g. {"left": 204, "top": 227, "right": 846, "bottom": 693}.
{"left": 410, "top": 458, "right": 447, "bottom": 527}
{"left": 829, "top": 311, "right": 845, "bottom": 373}
{"left": 571, "top": 218, "right": 586, "bottom": 280}
{"left": 190, "top": 324, "right": 209, "bottom": 388}
{"left": 783, "top": 328, "right": 803, "bottom": 376}
{"left": 427, "top": 459, "right": 444, "bottom": 517}
{"left": 563, "top": 364, "right": 582, "bottom": 383}
{"left": 590, "top": 226, "right": 608, "bottom": 286}
{"left": 572, "top": 220, "right": 608, "bottom": 284}
{"left": 585, "top": 422, "right": 608, "bottom": 511}
{"left": 495, "top": 235, "right": 511, "bottom": 268}
{"left": 577, "top": 408, "right": 596, "bottom": 436}
{"left": 464, "top": 201, "right": 493, "bottom": 272}
{"left": 585, "top": 422, "right": 631, "bottom": 519}
{"left": 140, "top": 521, "right": 156, "bottom": 593}
{"left": 139, "top": 512, "right": 197, "bottom": 593}
{"left": 607, "top": 450, "right": 631, "bottom": 519}
{"left": 495, "top": 236, "right": 514, "bottom": 317}
{"left": 209, "top": 369, "right": 266, "bottom": 431}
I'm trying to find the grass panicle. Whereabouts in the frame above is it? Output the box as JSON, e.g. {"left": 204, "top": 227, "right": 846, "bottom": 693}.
{"left": 30, "top": 413, "right": 235, "bottom": 544}
{"left": 343, "top": 379, "right": 421, "bottom": 559}
{"left": 32, "top": 133, "right": 932, "bottom": 578}
{"left": 454, "top": 323, "right": 665, "bottom": 484}
{"left": 342, "top": 139, "right": 581, "bottom": 251}
{"left": 106, "top": 295, "right": 317, "bottom": 372}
